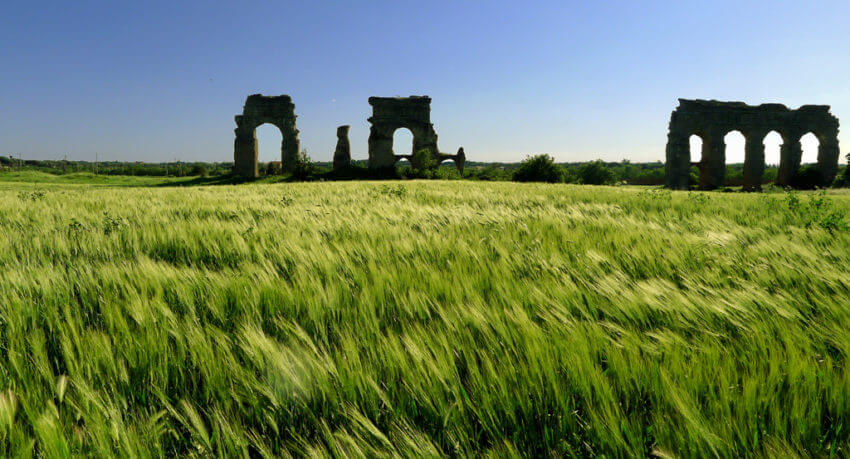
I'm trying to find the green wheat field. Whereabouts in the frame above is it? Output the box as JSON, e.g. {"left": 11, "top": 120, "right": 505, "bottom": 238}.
{"left": 1, "top": 173, "right": 849, "bottom": 456}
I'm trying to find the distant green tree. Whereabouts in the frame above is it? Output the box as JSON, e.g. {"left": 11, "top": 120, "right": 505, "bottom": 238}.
{"left": 577, "top": 160, "right": 616, "bottom": 185}
{"left": 512, "top": 154, "right": 564, "bottom": 183}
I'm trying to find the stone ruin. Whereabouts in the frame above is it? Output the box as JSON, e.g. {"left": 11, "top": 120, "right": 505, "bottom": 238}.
{"left": 333, "top": 125, "right": 351, "bottom": 170}
{"left": 234, "top": 94, "right": 300, "bottom": 178}
{"left": 234, "top": 94, "right": 465, "bottom": 177}
{"left": 665, "top": 99, "right": 840, "bottom": 190}
{"left": 367, "top": 96, "right": 465, "bottom": 173}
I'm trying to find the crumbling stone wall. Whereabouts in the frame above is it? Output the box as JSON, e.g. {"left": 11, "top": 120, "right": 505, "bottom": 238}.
{"left": 665, "top": 99, "right": 840, "bottom": 190}
{"left": 367, "top": 96, "right": 464, "bottom": 173}
{"left": 234, "top": 94, "right": 300, "bottom": 178}
{"left": 332, "top": 125, "right": 351, "bottom": 170}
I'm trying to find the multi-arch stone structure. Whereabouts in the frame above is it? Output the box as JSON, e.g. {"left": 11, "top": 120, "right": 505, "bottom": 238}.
{"left": 665, "top": 99, "right": 840, "bottom": 190}
{"left": 367, "top": 96, "right": 465, "bottom": 172}
{"left": 234, "top": 94, "right": 300, "bottom": 178}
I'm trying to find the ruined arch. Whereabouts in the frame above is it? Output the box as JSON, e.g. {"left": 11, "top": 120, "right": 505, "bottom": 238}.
{"left": 665, "top": 99, "right": 840, "bottom": 190}
{"left": 234, "top": 94, "right": 300, "bottom": 178}
{"left": 367, "top": 96, "right": 464, "bottom": 172}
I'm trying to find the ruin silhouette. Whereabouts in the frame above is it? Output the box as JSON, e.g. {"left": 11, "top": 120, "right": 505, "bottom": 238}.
{"left": 233, "top": 94, "right": 465, "bottom": 177}
{"left": 665, "top": 99, "right": 840, "bottom": 190}
{"left": 333, "top": 125, "right": 351, "bottom": 171}
{"left": 367, "top": 96, "right": 464, "bottom": 172}
{"left": 234, "top": 95, "right": 300, "bottom": 177}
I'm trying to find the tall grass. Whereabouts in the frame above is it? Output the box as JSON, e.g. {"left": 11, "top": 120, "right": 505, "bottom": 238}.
{"left": 0, "top": 179, "right": 849, "bottom": 456}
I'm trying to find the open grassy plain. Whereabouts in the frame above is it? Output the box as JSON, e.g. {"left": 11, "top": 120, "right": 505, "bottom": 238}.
{"left": 1, "top": 175, "right": 849, "bottom": 456}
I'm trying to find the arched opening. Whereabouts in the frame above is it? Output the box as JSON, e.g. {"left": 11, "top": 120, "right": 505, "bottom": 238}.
{"left": 724, "top": 130, "right": 746, "bottom": 164}
{"left": 392, "top": 128, "right": 414, "bottom": 158}
{"left": 763, "top": 131, "right": 783, "bottom": 183}
{"left": 689, "top": 135, "right": 703, "bottom": 163}
{"left": 800, "top": 132, "right": 820, "bottom": 164}
{"left": 724, "top": 130, "right": 745, "bottom": 185}
{"left": 256, "top": 123, "right": 283, "bottom": 163}
{"left": 763, "top": 131, "right": 783, "bottom": 166}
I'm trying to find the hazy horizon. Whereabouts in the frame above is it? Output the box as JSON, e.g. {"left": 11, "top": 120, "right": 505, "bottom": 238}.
{"left": 2, "top": 1, "right": 848, "bottom": 165}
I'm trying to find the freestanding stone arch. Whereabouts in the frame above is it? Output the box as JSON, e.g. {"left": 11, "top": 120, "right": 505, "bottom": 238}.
{"left": 234, "top": 94, "right": 300, "bottom": 178}
{"left": 665, "top": 99, "right": 840, "bottom": 190}
{"left": 367, "top": 96, "right": 465, "bottom": 172}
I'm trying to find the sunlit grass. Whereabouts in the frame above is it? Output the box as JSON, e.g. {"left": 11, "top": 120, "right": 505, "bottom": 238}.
{"left": 0, "top": 179, "right": 848, "bottom": 456}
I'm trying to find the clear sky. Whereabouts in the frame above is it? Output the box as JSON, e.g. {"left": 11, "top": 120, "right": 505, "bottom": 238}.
{"left": 2, "top": 1, "right": 849, "bottom": 164}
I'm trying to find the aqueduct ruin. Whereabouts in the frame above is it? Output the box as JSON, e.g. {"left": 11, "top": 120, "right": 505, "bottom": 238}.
{"left": 367, "top": 96, "right": 465, "bottom": 173}
{"left": 665, "top": 99, "right": 840, "bottom": 190}
{"left": 234, "top": 94, "right": 300, "bottom": 178}
{"left": 234, "top": 94, "right": 465, "bottom": 177}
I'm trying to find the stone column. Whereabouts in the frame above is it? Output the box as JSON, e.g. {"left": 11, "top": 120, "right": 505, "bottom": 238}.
{"left": 777, "top": 134, "right": 801, "bottom": 186}
{"left": 818, "top": 133, "right": 840, "bottom": 185}
{"left": 700, "top": 132, "right": 725, "bottom": 190}
{"left": 233, "top": 121, "right": 258, "bottom": 178}
{"left": 280, "top": 124, "right": 300, "bottom": 172}
{"left": 742, "top": 131, "right": 766, "bottom": 191}
{"left": 455, "top": 147, "right": 466, "bottom": 175}
{"left": 333, "top": 125, "right": 351, "bottom": 171}
{"left": 367, "top": 125, "right": 396, "bottom": 169}
{"left": 664, "top": 133, "right": 690, "bottom": 189}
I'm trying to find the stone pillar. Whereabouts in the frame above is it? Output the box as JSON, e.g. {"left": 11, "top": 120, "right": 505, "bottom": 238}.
{"left": 818, "top": 133, "right": 840, "bottom": 185}
{"left": 700, "top": 132, "right": 725, "bottom": 189}
{"left": 411, "top": 125, "right": 440, "bottom": 168}
{"left": 234, "top": 121, "right": 258, "bottom": 178}
{"left": 333, "top": 125, "right": 351, "bottom": 170}
{"left": 664, "top": 134, "right": 690, "bottom": 189}
{"left": 368, "top": 126, "right": 396, "bottom": 169}
{"left": 742, "top": 131, "right": 766, "bottom": 191}
{"left": 280, "top": 124, "right": 300, "bottom": 172}
{"left": 455, "top": 147, "right": 466, "bottom": 175}
{"left": 777, "top": 134, "right": 802, "bottom": 186}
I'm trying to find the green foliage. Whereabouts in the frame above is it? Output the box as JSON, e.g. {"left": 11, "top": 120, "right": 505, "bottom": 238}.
{"left": 512, "top": 154, "right": 565, "bottom": 183}
{"left": 577, "top": 160, "right": 616, "bottom": 185}
{"left": 17, "top": 189, "right": 46, "bottom": 201}
{"left": 791, "top": 165, "right": 825, "bottom": 189}
{"left": 832, "top": 157, "right": 850, "bottom": 188}
{"left": 411, "top": 148, "right": 437, "bottom": 171}
{"left": 291, "top": 150, "right": 314, "bottom": 181}
{"left": 784, "top": 190, "right": 848, "bottom": 233}
{"left": 0, "top": 180, "right": 849, "bottom": 455}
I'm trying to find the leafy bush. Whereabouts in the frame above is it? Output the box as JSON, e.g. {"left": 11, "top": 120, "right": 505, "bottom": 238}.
{"left": 512, "top": 154, "right": 564, "bottom": 183}
{"left": 292, "top": 150, "right": 314, "bottom": 180}
{"left": 832, "top": 155, "right": 850, "bottom": 188}
{"left": 791, "top": 166, "right": 824, "bottom": 189}
{"left": 189, "top": 164, "right": 209, "bottom": 177}
{"left": 577, "top": 160, "right": 616, "bottom": 185}
{"left": 785, "top": 190, "right": 847, "bottom": 233}
{"left": 411, "top": 148, "right": 437, "bottom": 172}
{"left": 468, "top": 166, "right": 510, "bottom": 181}
{"left": 265, "top": 162, "right": 283, "bottom": 176}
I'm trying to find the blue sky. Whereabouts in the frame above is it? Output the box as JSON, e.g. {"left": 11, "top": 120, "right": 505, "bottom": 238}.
{"left": 1, "top": 1, "right": 849, "bottom": 164}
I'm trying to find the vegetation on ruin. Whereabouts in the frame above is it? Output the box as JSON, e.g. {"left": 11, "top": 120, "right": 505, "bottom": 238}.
{"left": 1, "top": 177, "right": 849, "bottom": 456}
